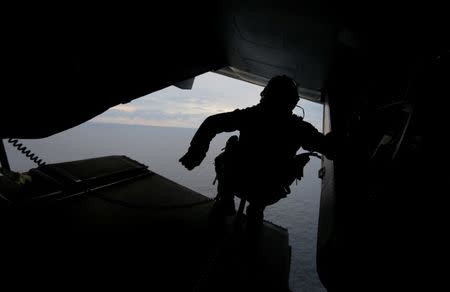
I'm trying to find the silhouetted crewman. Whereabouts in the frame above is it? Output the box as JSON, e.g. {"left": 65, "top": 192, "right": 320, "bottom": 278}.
{"left": 180, "top": 75, "right": 334, "bottom": 227}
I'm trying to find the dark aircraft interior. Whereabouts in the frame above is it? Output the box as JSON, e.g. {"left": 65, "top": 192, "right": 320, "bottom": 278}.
{"left": 1, "top": 1, "right": 448, "bottom": 291}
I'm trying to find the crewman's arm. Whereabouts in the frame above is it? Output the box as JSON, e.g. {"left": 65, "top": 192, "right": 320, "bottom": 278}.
{"left": 179, "top": 110, "right": 244, "bottom": 170}
{"left": 301, "top": 122, "right": 335, "bottom": 160}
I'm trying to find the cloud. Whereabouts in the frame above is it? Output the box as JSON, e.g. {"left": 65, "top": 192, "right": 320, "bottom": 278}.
{"left": 91, "top": 72, "right": 323, "bottom": 130}
{"left": 93, "top": 115, "right": 198, "bottom": 128}
{"left": 111, "top": 104, "right": 138, "bottom": 113}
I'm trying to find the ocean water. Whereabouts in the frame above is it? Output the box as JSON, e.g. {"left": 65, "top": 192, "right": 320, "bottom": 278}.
{"left": 4, "top": 122, "right": 326, "bottom": 292}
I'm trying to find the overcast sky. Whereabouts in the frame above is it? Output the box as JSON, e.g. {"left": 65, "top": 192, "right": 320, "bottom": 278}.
{"left": 91, "top": 72, "right": 323, "bottom": 131}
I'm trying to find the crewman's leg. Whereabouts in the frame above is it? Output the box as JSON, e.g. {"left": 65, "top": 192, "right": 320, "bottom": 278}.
{"left": 245, "top": 203, "right": 265, "bottom": 230}
{"left": 211, "top": 162, "right": 236, "bottom": 216}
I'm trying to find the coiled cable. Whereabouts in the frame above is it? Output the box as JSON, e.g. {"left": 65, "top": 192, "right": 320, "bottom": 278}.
{"left": 7, "top": 138, "right": 46, "bottom": 166}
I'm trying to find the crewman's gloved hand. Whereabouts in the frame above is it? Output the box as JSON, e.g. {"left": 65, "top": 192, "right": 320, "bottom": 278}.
{"left": 179, "top": 148, "right": 206, "bottom": 170}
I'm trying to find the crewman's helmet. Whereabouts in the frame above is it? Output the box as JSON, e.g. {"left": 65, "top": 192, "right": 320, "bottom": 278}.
{"left": 260, "top": 75, "right": 299, "bottom": 111}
